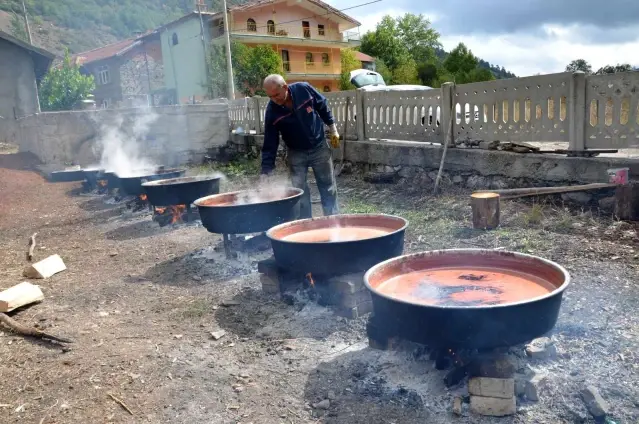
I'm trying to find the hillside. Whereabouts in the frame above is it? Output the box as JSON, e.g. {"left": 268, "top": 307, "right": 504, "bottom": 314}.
{"left": 0, "top": 0, "right": 515, "bottom": 78}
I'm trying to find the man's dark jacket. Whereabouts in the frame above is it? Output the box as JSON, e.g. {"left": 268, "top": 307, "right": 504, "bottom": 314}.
{"left": 261, "top": 82, "right": 335, "bottom": 174}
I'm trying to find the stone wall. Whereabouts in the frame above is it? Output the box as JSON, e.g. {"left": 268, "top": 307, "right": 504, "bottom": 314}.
{"left": 17, "top": 103, "right": 230, "bottom": 166}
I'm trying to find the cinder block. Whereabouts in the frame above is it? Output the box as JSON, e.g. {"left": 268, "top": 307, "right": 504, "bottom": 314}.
{"left": 260, "top": 274, "right": 280, "bottom": 294}
{"left": 470, "top": 395, "right": 516, "bottom": 417}
{"left": 468, "top": 377, "right": 515, "bottom": 399}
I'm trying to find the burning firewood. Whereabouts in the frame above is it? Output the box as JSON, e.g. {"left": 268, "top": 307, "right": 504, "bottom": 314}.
{"left": 0, "top": 312, "right": 72, "bottom": 344}
{"left": 26, "top": 232, "right": 37, "bottom": 262}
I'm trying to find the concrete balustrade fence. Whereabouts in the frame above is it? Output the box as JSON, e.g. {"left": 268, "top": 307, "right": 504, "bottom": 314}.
{"left": 228, "top": 71, "right": 639, "bottom": 151}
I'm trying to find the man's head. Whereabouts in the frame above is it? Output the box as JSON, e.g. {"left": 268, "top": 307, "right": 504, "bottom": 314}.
{"left": 263, "top": 74, "right": 288, "bottom": 106}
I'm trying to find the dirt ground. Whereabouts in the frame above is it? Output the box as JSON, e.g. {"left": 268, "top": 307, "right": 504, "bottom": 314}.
{"left": 0, "top": 153, "right": 637, "bottom": 424}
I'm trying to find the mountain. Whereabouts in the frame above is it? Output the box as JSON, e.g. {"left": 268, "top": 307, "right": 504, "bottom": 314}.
{"left": 435, "top": 47, "right": 516, "bottom": 79}
{"left": 0, "top": 0, "right": 516, "bottom": 80}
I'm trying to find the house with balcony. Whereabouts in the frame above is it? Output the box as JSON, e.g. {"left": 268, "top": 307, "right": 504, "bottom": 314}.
{"left": 210, "top": 0, "right": 361, "bottom": 93}
{"left": 146, "top": 1, "right": 360, "bottom": 103}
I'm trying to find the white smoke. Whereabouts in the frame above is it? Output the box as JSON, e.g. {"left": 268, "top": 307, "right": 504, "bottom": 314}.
{"left": 94, "top": 106, "right": 159, "bottom": 177}
{"left": 234, "top": 174, "right": 294, "bottom": 205}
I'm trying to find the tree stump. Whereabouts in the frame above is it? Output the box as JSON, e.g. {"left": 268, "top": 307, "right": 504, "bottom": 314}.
{"left": 615, "top": 182, "right": 639, "bottom": 221}
{"left": 471, "top": 192, "right": 500, "bottom": 229}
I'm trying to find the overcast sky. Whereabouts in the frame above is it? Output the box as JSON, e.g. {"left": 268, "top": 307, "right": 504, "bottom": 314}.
{"left": 328, "top": 0, "right": 639, "bottom": 76}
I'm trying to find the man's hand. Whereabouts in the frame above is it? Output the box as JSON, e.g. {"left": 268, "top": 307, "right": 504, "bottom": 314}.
{"left": 328, "top": 124, "right": 340, "bottom": 148}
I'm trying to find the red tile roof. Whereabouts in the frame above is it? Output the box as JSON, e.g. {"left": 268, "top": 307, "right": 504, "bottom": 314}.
{"left": 71, "top": 36, "right": 145, "bottom": 66}
{"left": 228, "top": 0, "right": 361, "bottom": 26}
{"left": 356, "top": 51, "right": 375, "bottom": 62}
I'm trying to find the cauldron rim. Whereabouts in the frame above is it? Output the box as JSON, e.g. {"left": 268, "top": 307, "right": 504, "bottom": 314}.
{"left": 142, "top": 175, "right": 222, "bottom": 187}
{"left": 364, "top": 248, "right": 570, "bottom": 310}
{"left": 116, "top": 168, "right": 186, "bottom": 179}
{"left": 266, "top": 213, "right": 409, "bottom": 245}
{"left": 193, "top": 187, "right": 304, "bottom": 208}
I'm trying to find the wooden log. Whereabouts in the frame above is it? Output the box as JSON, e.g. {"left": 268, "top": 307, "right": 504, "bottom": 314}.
{"left": 471, "top": 192, "right": 500, "bottom": 230}
{"left": 0, "top": 312, "right": 72, "bottom": 343}
{"left": 615, "top": 182, "right": 639, "bottom": 221}
{"left": 23, "top": 254, "right": 66, "bottom": 279}
{"left": 0, "top": 282, "right": 44, "bottom": 312}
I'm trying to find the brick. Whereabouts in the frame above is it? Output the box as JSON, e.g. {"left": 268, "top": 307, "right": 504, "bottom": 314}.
{"left": 468, "top": 377, "right": 514, "bottom": 399}
{"left": 260, "top": 274, "right": 280, "bottom": 294}
{"left": 327, "top": 273, "right": 366, "bottom": 294}
{"left": 470, "top": 395, "right": 516, "bottom": 417}
{"left": 339, "top": 289, "right": 372, "bottom": 308}
{"left": 467, "top": 354, "right": 515, "bottom": 378}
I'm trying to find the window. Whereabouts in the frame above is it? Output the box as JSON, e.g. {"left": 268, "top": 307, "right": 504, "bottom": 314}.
{"left": 247, "top": 18, "right": 257, "bottom": 32}
{"left": 171, "top": 32, "right": 179, "bottom": 46}
{"left": 281, "top": 50, "right": 290, "bottom": 72}
{"left": 323, "top": 85, "right": 330, "bottom": 92}
{"left": 302, "top": 21, "right": 310, "bottom": 38}
{"left": 267, "top": 20, "right": 275, "bottom": 35}
{"left": 305, "top": 52, "right": 314, "bottom": 64}
{"left": 318, "top": 24, "right": 325, "bottom": 36}
{"left": 96, "top": 65, "right": 110, "bottom": 85}
{"left": 321, "top": 53, "right": 330, "bottom": 65}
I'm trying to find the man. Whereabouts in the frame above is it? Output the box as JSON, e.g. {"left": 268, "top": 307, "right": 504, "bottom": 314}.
{"left": 260, "top": 74, "right": 340, "bottom": 219}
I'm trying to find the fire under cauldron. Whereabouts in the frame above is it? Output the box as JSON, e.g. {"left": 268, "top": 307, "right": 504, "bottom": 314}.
{"left": 82, "top": 168, "right": 105, "bottom": 190}
{"left": 118, "top": 168, "right": 186, "bottom": 196}
{"left": 364, "top": 249, "right": 570, "bottom": 350}
{"left": 267, "top": 213, "right": 408, "bottom": 277}
{"left": 142, "top": 175, "right": 222, "bottom": 225}
{"left": 194, "top": 187, "right": 303, "bottom": 256}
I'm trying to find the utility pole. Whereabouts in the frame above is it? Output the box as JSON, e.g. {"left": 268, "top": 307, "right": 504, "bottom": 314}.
{"left": 21, "top": 0, "right": 32, "bottom": 44}
{"left": 222, "top": 0, "right": 235, "bottom": 99}
{"left": 196, "top": 1, "right": 210, "bottom": 97}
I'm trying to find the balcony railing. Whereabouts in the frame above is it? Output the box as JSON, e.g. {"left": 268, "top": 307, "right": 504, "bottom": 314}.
{"left": 214, "top": 22, "right": 358, "bottom": 43}
{"left": 281, "top": 60, "right": 340, "bottom": 75}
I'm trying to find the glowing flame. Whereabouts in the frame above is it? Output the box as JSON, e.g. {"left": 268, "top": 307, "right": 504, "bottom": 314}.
{"left": 156, "top": 207, "right": 166, "bottom": 214}
{"left": 306, "top": 273, "right": 315, "bottom": 288}
{"left": 98, "top": 180, "right": 107, "bottom": 187}
{"left": 169, "top": 205, "right": 186, "bottom": 224}
{"left": 140, "top": 194, "right": 148, "bottom": 201}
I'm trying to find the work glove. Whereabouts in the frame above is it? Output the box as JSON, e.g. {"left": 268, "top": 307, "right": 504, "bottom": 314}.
{"left": 328, "top": 124, "right": 340, "bottom": 148}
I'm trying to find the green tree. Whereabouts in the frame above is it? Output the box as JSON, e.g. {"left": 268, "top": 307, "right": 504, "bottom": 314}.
{"left": 39, "top": 49, "right": 95, "bottom": 111}
{"left": 442, "top": 42, "right": 495, "bottom": 84}
{"left": 375, "top": 59, "right": 393, "bottom": 85}
{"left": 208, "top": 41, "right": 282, "bottom": 97}
{"left": 339, "top": 48, "right": 360, "bottom": 90}
{"left": 595, "top": 63, "right": 634, "bottom": 75}
{"left": 395, "top": 13, "right": 440, "bottom": 63}
{"left": 391, "top": 59, "right": 420, "bottom": 85}
{"left": 360, "top": 15, "right": 411, "bottom": 71}
{"left": 565, "top": 59, "right": 592, "bottom": 74}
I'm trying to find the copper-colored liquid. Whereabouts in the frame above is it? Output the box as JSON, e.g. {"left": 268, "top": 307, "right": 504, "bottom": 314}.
{"left": 282, "top": 226, "right": 391, "bottom": 243}
{"left": 377, "top": 266, "right": 555, "bottom": 306}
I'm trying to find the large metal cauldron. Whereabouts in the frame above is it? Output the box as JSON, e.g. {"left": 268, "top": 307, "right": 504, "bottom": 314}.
{"left": 82, "top": 168, "right": 104, "bottom": 188}
{"left": 49, "top": 168, "right": 85, "bottom": 183}
{"left": 142, "top": 175, "right": 222, "bottom": 207}
{"left": 118, "top": 168, "right": 186, "bottom": 196}
{"left": 194, "top": 188, "right": 303, "bottom": 235}
{"left": 364, "top": 249, "right": 570, "bottom": 350}
{"left": 267, "top": 214, "right": 408, "bottom": 276}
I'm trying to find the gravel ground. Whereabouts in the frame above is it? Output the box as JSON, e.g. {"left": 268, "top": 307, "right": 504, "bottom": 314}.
{"left": 0, "top": 154, "right": 637, "bottom": 424}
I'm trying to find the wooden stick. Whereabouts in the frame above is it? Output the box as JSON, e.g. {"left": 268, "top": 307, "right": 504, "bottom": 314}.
{"left": 474, "top": 183, "right": 617, "bottom": 199}
{"left": 108, "top": 393, "right": 134, "bottom": 415}
{"left": 433, "top": 83, "right": 456, "bottom": 195}
{"left": 0, "top": 312, "right": 72, "bottom": 343}
{"left": 471, "top": 192, "right": 500, "bottom": 229}
{"left": 27, "top": 233, "right": 37, "bottom": 262}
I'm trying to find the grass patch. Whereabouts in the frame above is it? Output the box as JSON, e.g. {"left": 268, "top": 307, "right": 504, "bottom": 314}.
{"left": 195, "top": 157, "right": 260, "bottom": 178}
{"left": 177, "top": 298, "right": 215, "bottom": 320}
{"left": 343, "top": 198, "right": 380, "bottom": 214}
{"left": 522, "top": 203, "right": 544, "bottom": 226}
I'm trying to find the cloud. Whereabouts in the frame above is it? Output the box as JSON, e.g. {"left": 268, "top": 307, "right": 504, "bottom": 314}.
{"left": 331, "top": 0, "right": 639, "bottom": 76}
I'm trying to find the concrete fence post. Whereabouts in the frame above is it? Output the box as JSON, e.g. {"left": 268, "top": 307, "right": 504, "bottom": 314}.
{"left": 355, "top": 88, "right": 365, "bottom": 140}
{"left": 569, "top": 71, "right": 586, "bottom": 151}
{"left": 441, "top": 82, "right": 454, "bottom": 146}
{"left": 251, "top": 96, "right": 262, "bottom": 133}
